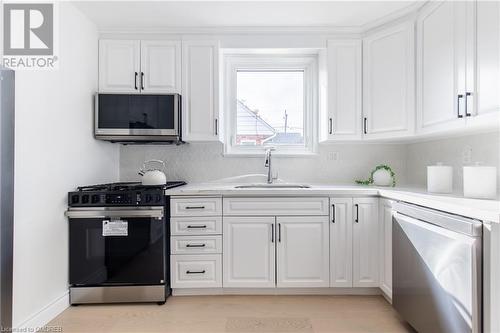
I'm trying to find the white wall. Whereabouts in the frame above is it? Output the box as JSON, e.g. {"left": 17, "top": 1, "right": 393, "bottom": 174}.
{"left": 120, "top": 142, "right": 408, "bottom": 185}
{"left": 12, "top": 3, "right": 119, "bottom": 328}
{"left": 406, "top": 131, "right": 500, "bottom": 194}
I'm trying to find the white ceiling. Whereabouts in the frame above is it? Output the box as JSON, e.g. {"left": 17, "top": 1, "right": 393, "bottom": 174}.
{"left": 72, "top": 1, "right": 419, "bottom": 31}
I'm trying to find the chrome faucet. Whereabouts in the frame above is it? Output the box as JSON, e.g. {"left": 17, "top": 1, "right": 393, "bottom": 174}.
{"left": 264, "top": 148, "right": 276, "bottom": 184}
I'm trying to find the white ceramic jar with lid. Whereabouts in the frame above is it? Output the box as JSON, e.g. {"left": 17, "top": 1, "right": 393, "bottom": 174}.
{"left": 427, "top": 163, "right": 453, "bottom": 194}
{"left": 463, "top": 163, "right": 497, "bottom": 199}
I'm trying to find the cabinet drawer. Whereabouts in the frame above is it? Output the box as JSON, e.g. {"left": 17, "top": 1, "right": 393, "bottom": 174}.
{"left": 171, "top": 197, "right": 222, "bottom": 216}
{"left": 171, "top": 254, "right": 222, "bottom": 288}
{"left": 171, "top": 217, "right": 222, "bottom": 235}
{"left": 171, "top": 236, "right": 222, "bottom": 254}
{"left": 223, "top": 197, "right": 329, "bottom": 216}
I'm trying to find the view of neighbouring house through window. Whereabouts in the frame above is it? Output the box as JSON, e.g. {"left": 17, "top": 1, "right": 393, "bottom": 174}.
{"left": 236, "top": 71, "right": 304, "bottom": 146}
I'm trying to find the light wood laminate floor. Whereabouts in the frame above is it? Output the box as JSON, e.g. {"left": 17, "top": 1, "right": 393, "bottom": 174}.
{"left": 47, "top": 295, "right": 413, "bottom": 333}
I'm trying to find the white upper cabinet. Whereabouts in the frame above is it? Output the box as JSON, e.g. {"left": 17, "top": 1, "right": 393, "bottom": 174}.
{"left": 99, "top": 40, "right": 140, "bottom": 93}
{"left": 416, "top": 1, "right": 467, "bottom": 133}
{"left": 99, "top": 39, "right": 180, "bottom": 94}
{"left": 352, "top": 198, "right": 379, "bottom": 287}
{"left": 320, "top": 40, "right": 362, "bottom": 141}
{"left": 466, "top": 0, "right": 500, "bottom": 127}
{"left": 276, "top": 216, "right": 330, "bottom": 288}
{"left": 363, "top": 22, "right": 415, "bottom": 139}
{"left": 223, "top": 217, "right": 275, "bottom": 288}
{"left": 330, "top": 198, "right": 353, "bottom": 287}
{"left": 416, "top": 1, "right": 499, "bottom": 134}
{"left": 140, "top": 40, "right": 181, "bottom": 93}
{"left": 182, "top": 40, "right": 221, "bottom": 142}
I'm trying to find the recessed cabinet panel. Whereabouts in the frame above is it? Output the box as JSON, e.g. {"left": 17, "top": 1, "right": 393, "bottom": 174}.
{"left": 276, "top": 216, "right": 330, "bottom": 288}
{"left": 330, "top": 198, "right": 353, "bottom": 287}
{"left": 363, "top": 22, "right": 415, "bottom": 139}
{"left": 379, "top": 199, "right": 394, "bottom": 299}
{"left": 467, "top": 0, "right": 500, "bottom": 127}
{"left": 322, "top": 40, "right": 362, "bottom": 141}
{"left": 141, "top": 41, "right": 181, "bottom": 93}
{"left": 417, "top": 2, "right": 467, "bottom": 133}
{"left": 99, "top": 40, "right": 140, "bottom": 93}
{"left": 182, "top": 41, "right": 220, "bottom": 142}
{"left": 353, "top": 198, "right": 379, "bottom": 287}
{"left": 223, "top": 217, "right": 276, "bottom": 288}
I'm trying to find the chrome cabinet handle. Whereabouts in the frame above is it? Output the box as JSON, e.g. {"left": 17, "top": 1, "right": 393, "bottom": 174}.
{"left": 134, "top": 72, "right": 138, "bottom": 90}
{"left": 465, "top": 92, "right": 472, "bottom": 117}
{"left": 215, "top": 119, "right": 219, "bottom": 136}
{"left": 185, "top": 206, "right": 205, "bottom": 210}
{"left": 329, "top": 118, "right": 333, "bottom": 135}
{"left": 457, "top": 94, "right": 464, "bottom": 118}
{"left": 186, "top": 225, "right": 207, "bottom": 229}
{"left": 186, "top": 270, "right": 205, "bottom": 274}
{"left": 363, "top": 117, "right": 368, "bottom": 134}
{"left": 354, "top": 204, "right": 359, "bottom": 223}
{"left": 141, "top": 72, "right": 145, "bottom": 90}
{"left": 186, "top": 244, "right": 206, "bottom": 248}
{"left": 271, "top": 224, "right": 274, "bottom": 243}
{"left": 331, "top": 204, "right": 335, "bottom": 223}
{"left": 278, "top": 223, "right": 281, "bottom": 242}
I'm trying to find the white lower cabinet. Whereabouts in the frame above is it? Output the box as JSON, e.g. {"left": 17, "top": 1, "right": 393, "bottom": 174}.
{"left": 276, "top": 216, "right": 330, "bottom": 288}
{"left": 330, "top": 198, "right": 353, "bottom": 287}
{"left": 171, "top": 254, "right": 222, "bottom": 288}
{"left": 379, "top": 199, "right": 394, "bottom": 299}
{"left": 353, "top": 198, "right": 379, "bottom": 287}
{"left": 223, "top": 214, "right": 330, "bottom": 288}
{"left": 223, "top": 217, "right": 276, "bottom": 288}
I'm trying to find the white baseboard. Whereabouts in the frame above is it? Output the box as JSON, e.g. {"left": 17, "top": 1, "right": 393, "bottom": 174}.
{"left": 14, "top": 291, "right": 69, "bottom": 330}
{"left": 172, "top": 287, "right": 382, "bottom": 296}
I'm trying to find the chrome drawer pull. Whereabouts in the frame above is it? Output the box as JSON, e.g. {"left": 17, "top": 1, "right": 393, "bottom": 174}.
{"left": 186, "top": 243, "right": 206, "bottom": 248}
{"left": 186, "top": 270, "right": 206, "bottom": 274}
{"left": 186, "top": 225, "right": 207, "bottom": 229}
{"left": 185, "top": 206, "right": 205, "bottom": 210}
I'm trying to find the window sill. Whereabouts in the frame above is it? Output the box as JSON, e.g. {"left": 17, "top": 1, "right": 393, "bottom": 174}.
{"left": 222, "top": 150, "right": 319, "bottom": 158}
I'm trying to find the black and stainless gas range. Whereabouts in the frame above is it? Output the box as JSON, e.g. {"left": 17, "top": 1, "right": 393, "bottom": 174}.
{"left": 65, "top": 181, "right": 185, "bottom": 305}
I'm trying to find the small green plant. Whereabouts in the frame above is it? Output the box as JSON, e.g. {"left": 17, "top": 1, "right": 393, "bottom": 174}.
{"left": 355, "top": 164, "right": 396, "bottom": 187}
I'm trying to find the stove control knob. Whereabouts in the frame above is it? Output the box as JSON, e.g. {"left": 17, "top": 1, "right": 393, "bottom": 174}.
{"left": 145, "top": 194, "right": 152, "bottom": 203}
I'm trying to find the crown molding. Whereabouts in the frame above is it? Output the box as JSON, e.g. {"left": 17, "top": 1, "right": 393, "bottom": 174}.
{"left": 99, "top": 25, "right": 364, "bottom": 36}
{"left": 361, "top": 1, "right": 427, "bottom": 33}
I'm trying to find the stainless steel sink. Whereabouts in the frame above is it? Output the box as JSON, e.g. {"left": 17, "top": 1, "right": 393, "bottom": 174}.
{"left": 234, "top": 183, "right": 311, "bottom": 189}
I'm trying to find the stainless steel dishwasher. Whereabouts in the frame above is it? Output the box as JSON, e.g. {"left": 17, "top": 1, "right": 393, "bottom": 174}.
{"left": 392, "top": 202, "right": 482, "bottom": 333}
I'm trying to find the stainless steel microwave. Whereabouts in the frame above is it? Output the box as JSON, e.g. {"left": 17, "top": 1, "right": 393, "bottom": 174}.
{"left": 94, "top": 93, "right": 182, "bottom": 143}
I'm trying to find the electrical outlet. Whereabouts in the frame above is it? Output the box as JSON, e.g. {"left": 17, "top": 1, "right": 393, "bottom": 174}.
{"left": 462, "top": 146, "right": 472, "bottom": 164}
{"left": 328, "top": 152, "right": 339, "bottom": 161}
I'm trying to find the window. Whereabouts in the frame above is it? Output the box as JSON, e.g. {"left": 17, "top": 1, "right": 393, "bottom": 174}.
{"left": 223, "top": 53, "right": 318, "bottom": 155}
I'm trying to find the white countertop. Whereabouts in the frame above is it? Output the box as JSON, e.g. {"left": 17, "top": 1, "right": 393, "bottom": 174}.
{"left": 166, "top": 183, "right": 500, "bottom": 223}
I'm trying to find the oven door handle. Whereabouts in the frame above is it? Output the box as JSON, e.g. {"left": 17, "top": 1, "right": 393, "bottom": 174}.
{"left": 65, "top": 208, "right": 164, "bottom": 219}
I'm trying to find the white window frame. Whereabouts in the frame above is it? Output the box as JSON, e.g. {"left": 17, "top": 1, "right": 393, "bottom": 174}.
{"left": 222, "top": 52, "right": 319, "bottom": 156}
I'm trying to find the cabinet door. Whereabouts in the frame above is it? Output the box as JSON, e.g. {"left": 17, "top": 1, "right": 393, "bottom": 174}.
{"left": 416, "top": 2, "right": 467, "bottom": 134}
{"left": 99, "top": 40, "right": 140, "bottom": 93}
{"left": 182, "top": 40, "right": 220, "bottom": 142}
{"left": 466, "top": 0, "right": 500, "bottom": 128}
{"left": 276, "top": 216, "right": 329, "bottom": 288}
{"left": 330, "top": 198, "right": 353, "bottom": 287}
{"left": 379, "top": 199, "right": 393, "bottom": 299}
{"left": 321, "top": 40, "right": 362, "bottom": 141}
{"left": 353, "top": 198, "right": 379, "bottom": 287}
{"left": 141, "top": 40, "right": 181, "bottom": 93}
{"left": 223, "top": 217, "right": 275, "bottom": 288}
{"left": 363, "top": 22, "right": 415, "bottom": 139}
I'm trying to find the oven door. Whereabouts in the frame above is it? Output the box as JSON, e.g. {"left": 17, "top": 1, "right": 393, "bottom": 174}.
{"left": 95, "top": 94, "right": 180, "bottom": 136}
{"left": 67, "top": 207, "right": 166, "bottom": 286}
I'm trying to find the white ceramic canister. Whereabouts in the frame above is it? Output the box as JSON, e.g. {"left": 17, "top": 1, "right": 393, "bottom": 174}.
{"left": 427, "top": 163, "right": 453, "bottom": 193}
{"left": 463, "top": 163, "right": 497, "bottom": 199}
